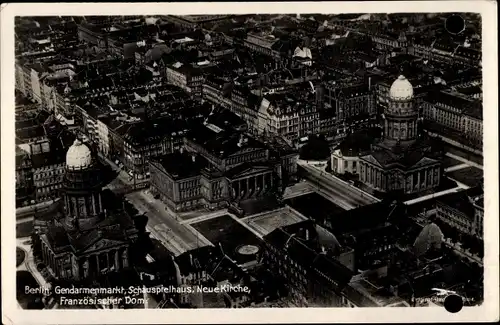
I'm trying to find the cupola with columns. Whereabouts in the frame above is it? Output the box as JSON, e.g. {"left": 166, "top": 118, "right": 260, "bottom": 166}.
{"left": 63, "top": 139, "right": 104, "bottom": 231}
{"left": 382, "top": 75, "right": 419, "bottom": 144}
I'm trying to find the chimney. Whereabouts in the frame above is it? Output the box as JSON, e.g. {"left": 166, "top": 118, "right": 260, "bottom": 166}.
{"left": 305, "top": 229, "right": 310, "bottom": 241}
{"left": 368, "top": 76, "right": 372, "bottom": 91}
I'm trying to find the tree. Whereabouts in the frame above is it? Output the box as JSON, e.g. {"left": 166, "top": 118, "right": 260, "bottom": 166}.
{"left": 299, "top": 135, "right": 330, "bottom": 161}
{"left": 31, "top": 231, "right": 43, "bottom": 261}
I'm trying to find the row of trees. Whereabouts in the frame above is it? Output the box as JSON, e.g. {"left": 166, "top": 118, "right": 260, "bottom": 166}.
{"left": 430, "top": 217, "right": 484, "bottom": 257}
{"left": 299, "top": 135, "right": 331, "bottom": 161}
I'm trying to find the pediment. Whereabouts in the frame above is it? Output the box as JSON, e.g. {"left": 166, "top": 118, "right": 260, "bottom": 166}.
{"left": 226, "top": 165, "right": 272, "bottom": 180}
{"left": 151, "top": 160, "right": 168, "bottom": 174}
{"left": 228, "top": 146, "right": 262, "bottom": 157}
{"left": 360, "top": 154, "right": 383, "bottom": 168}
{"left": 83, "top": 238, "right": 125, "bottom": 254}
{"left": 411, "top": 157, "right": 438, "bottom": 169}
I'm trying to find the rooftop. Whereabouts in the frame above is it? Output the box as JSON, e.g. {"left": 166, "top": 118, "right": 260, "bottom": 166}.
{"left": 320, "top": 201, "right": 404, "bottom": 237}
{"left": 264, "top": 221, "right": 354, "bottom": 288}
{"left": 335, "top": 128, "right": 381, "bottom": 157}
{"left": 152, "top": 151, "right": 209, "bottom": 180}
{"left": 185, "top": 124, "right": 267, "bottom": 159}
{"left": 205, "top": 109, "right": 247, "bottom": 132}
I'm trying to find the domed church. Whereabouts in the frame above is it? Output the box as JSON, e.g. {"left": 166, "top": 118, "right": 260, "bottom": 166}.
{"left": 358, "top": 75, "right": 442, "bottom": 194}
{"left": 35, "top": 139, "right": 142, "bottom": 281}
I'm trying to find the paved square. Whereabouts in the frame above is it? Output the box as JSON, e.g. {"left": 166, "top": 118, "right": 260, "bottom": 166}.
{"left": 447, "top": 167, "right": 483, "bottom": 188}
{"left": 245, "top": 207, "right": 307, "bottom": 236}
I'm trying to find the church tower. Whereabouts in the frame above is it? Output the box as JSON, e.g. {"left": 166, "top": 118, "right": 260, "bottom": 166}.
{"left": 382, "top": 75, "right": 419, "bottom": 147}
{"left": 63, "top": 139, "right": 104, "bottom": 231}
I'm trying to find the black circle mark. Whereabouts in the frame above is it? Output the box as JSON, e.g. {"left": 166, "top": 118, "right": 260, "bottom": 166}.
{"left": 445, "top": 15, "right": 466, "bottom": 35}
{"left": 444, "top": 294, "right": 464, "bottom": 313}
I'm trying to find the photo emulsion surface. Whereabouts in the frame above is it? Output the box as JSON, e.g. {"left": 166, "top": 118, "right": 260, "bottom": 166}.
{"left": 14, "top": 13, "right": 485, "bottom": 311}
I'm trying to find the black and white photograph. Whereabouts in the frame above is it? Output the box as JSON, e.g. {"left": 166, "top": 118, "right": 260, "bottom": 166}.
{"left": 1, "top": 2, "right": 498, "bottom": 324}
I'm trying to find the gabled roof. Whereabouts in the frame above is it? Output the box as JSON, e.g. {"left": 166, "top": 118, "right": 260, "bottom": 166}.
{"left": 175, "top": 245, "right": 218, "bottom": 276}
{"left": 31, "top": 151, "right": 65, "bottom": 169}
{"left": 206, "top": 109, "right": 247, "bottom": 131}
{"left": 320, "top": 201, "right": 404, "bottom": 236}
{"left": 362, "top": 140, "right": 440, "bottom": 169}
{"left": 152, "top": 152, "right": 209, "bottom": 180}
{"left": 185, "top": 124, "right": 266, "bottom": 159}
{"left": 335, "top": 129, "right": 380, "bottom": 157}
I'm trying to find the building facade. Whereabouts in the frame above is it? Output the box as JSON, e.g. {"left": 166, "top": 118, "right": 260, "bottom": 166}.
{"left": 461, "top": 105, "right": 483, "bottom": 146}
{"left": 166, "top": 64, "right": 205, "bottom": 100}
{"left": 322, "top": 83, "right": 376, "bottom": 123}
{"left": 16, "top": 146, "right": 35, "bottom": 205}
{"left": 436, "top": 186, "right": 484, "bottom": 240}
{"left": 32, "top": 153, "right": 66, "bottom": 202}
{"left": 263, "top": 225, "right": 354, "bottom": 307}
{"left": 422, "top": 90, "right": 483, "bottom": 148}
{"left": 149, "top": 126, "right": 297, "bottom": 212}
{"left": 256, "top": 95, "right": 320, "bottom": 141}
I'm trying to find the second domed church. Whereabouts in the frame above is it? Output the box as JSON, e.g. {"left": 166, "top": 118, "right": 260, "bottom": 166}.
{"left": 357, "top": 75, "right": 443, "bottom": 195}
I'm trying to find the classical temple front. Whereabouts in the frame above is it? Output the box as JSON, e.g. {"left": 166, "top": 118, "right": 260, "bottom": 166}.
{"left": 36, "top": 139, "right": 141, "bottom": 281}
{"left": 359, "top": 75, "right": 442, "bottom": 194}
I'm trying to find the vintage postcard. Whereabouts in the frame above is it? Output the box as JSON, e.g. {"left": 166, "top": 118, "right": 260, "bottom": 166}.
{"left": 1, "top": 1, "right": 498, "bottom": 324}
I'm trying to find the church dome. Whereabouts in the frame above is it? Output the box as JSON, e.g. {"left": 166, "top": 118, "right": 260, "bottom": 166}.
{"left": 389, "top": 75, "right": 414, "bottom": 100}
{"left": 66, "top": 139, "right": 92, "bottom": 169}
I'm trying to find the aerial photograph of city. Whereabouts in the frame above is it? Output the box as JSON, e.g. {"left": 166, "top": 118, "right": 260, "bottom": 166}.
{"left": 13, "top": 12, "right": 485, "bottom": 310}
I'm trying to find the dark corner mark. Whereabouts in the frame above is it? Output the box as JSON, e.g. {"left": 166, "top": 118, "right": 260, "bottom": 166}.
{"left": 445, "top": 15, "right": 466, "bottom": 35}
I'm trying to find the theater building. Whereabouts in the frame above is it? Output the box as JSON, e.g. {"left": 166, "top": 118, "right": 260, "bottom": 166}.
{"left": 359, "top": 76, "right": 442, "bottom": 194}
{"left": 36, "top": 139, "right": 141, "bottom": 281}
{"left": 149, "top": 124, "right": 297, "bottom": 212}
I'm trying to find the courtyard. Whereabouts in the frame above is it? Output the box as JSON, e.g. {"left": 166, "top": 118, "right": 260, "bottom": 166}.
{"left": 244, "top": 207, "right": 307, "bottom": 236}
{"left": 191, "top": 215, "right": 263, "bottom": 265}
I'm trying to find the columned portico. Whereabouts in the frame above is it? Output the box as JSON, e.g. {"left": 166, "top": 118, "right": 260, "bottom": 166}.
{"left": 77, "top": 247, "right": 129, "bottom": 280}
{"left": 231, "top": 171, "right": 274, "bottom": 201}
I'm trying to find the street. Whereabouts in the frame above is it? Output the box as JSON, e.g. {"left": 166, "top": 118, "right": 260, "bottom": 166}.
{"left": 299, "top": 163, "right": 379, "bottom": 209}
{"left": 16, "top": 199, "right": 57, "bottom": 219}
{"left": 125, "top": 190, "right": 210, "bottom": 256}
{"left": 100, "top": 153, "right": 210, "bottom": 255}
{"left": 99, "top": 153, "right": 148, "bottom": 192}
{"left": 283, "top": 182, "right": 315, "bottom": 200}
